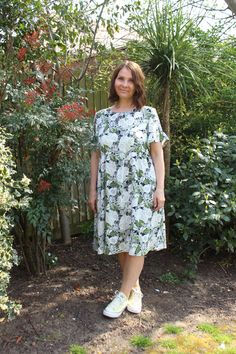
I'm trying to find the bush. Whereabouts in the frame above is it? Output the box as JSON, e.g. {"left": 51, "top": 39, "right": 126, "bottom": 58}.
{"left": 0, "top": 85, "right": 93, "bottom": 274}
{"left": 167, "top": 130, "right": 236, "bottom": 271}
{"left": 0, "top": 128, "right": 31, "bottom": 319}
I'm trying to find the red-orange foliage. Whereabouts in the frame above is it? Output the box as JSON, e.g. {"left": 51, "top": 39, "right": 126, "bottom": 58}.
{"left": 58, "top": 66, "right": 73, "bottom": 84}
{"left": 40, "top": 79, "right": 57, "bottom": 99}
{"left": 23, "top": 77, "right": 36, "bottom": 85}
{"left": 24, "top": 90, "right": 38, "bottom": 105}
{"left": 38, "top": 179, "right": 52, "bottom": 193}
{"left": 17, "top": 48, "right": 27, "bottom": 61}
{"left": 24, "top": 31, "right": 40, "bottom": 48}
{"left": 57, "top": 102, "right": 85, "bottom": 122}
{"left": 39, "top": 61, "right": 53, "bottom": 74}
{"left": 86, "top": 109, "right": 96, "bottom": 117}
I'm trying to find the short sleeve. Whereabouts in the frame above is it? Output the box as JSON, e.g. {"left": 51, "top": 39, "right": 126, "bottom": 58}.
{"left": 90, "top": 113, "right": 99, "bottom": 151}
{"left": 146, "top": 107, "right": 169, "bottom": 148}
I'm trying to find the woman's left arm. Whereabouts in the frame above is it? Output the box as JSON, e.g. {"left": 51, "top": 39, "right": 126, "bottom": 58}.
{"left": 150, "top": 142, "right": 165, "bottom": 211}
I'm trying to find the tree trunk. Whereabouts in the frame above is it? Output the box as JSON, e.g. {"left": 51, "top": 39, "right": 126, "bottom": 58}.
{"left": 162, "top": 81, "right": 171, "bottom": 178}
{"left": 224, "top": 0, "right": 236, "bottom": 14}
{"left": 58, "top": 205, "right": 71, "bottom": 245}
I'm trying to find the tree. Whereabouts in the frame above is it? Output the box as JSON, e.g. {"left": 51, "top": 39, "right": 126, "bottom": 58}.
{"left": 127, "top": 1, "right": 211, "bottom": 177}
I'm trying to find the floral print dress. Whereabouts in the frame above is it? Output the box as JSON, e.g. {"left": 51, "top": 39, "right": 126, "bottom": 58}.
{"left": 91, "top": 106, "right": 169, "bottom": 256}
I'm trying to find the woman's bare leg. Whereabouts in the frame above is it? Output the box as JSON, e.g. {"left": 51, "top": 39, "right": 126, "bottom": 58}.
{"left": 118, "top": 252, "right": 127, "bottom": 272}
{"left": 118, "top": 253, "right": 141, "bottom": 290}
{"left": 119, "top": 255, "right": 144, "bottom": 298}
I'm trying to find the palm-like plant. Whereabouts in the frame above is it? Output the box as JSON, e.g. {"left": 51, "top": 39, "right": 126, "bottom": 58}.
{"left": 130, "top": 1, "right": 210, "bottom": 176}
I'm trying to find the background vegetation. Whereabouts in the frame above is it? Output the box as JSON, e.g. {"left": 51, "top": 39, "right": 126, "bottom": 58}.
{"left": 0, "top": 0, "right": 235, "bottom": 318}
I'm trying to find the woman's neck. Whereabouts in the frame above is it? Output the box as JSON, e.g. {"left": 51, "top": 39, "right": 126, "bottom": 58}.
{"left": 113, "top": 99, "right": 135, "bottom": 112}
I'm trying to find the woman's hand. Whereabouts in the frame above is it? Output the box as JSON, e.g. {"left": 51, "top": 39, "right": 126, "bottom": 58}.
{"left": 152, "top": 189, "right": 165, "bottom": 211}
{"left": 88, "top": 190, "right": 97, "bottom": 213}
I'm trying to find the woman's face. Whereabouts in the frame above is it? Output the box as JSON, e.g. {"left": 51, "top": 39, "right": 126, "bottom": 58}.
{"left": 114, "top": 67, "right": 136, "bottom": 101}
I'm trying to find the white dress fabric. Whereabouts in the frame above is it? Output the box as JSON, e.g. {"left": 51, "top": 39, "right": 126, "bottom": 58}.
{"left": 91, "top": 106, "right": 169, "bottom": 256}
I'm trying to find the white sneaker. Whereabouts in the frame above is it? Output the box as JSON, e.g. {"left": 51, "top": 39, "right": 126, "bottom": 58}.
{"left": 127, "top": 288, "right": 143, "bottom": 314}
{"left": 103, "top": 291, "right": 128, "bottom": 318}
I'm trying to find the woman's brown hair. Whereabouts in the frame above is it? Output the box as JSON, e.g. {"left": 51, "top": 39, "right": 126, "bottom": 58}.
{"left": 109, "top": 61, "right": 146, "bottom": 109}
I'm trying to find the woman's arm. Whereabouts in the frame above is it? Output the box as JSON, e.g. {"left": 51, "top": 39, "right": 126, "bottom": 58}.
{"left": 88, "top": 150, "right": 100, "bottom": 213}
{"left": 150, "top": 142, "right": 165, "bottom": 211}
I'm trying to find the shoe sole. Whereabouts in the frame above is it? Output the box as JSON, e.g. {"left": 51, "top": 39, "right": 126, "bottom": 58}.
{"left": 127, "top": 305, "right": 142, "bottom": 314}
{"left": 103, "top": 308, "right": 126, "bottom": 318}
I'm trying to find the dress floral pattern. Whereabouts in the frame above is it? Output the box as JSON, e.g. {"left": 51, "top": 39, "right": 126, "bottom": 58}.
{"left": 91, "top": 106, "right": 169, "bottom": 256}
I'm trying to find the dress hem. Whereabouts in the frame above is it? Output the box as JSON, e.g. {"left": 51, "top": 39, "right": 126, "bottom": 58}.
{"left": 94, "top": 245, "right": 167, "bottom": 256}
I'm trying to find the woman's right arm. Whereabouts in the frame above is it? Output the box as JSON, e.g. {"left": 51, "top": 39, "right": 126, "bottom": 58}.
{"left": 88, "top": 150, "right": 100, "bottom": 213}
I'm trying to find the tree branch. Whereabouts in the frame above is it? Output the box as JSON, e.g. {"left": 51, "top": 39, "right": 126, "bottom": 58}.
{"left": 78, "top": 0, "right": 109, "bottom": 82}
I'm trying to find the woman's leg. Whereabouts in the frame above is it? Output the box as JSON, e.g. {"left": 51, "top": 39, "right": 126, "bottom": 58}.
{"left": 103, "top": 254, "right": 144, "bottom": 318}
{"left": 118, "top": 252, "right": 127, "bottom": 272}
{"left": 119, "top": 255, "right": 144, "bottom": 298}
{"left": 118, "top": 253, "right": 141, "bottom": 290}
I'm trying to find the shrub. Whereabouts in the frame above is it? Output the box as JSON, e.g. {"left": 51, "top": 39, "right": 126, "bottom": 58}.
{"left": 167, "top": 131, "right": 236, "bottom": 271}
{"left": 0, "top": 86, "right": 93, "bottom": 274}
{"left": 0, "top": 128, "right": 31, "bottom": 319}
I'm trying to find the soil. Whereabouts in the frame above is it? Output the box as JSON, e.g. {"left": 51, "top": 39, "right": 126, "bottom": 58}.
{"left": 0, "top": 235, "right": 236, "bottom": 354}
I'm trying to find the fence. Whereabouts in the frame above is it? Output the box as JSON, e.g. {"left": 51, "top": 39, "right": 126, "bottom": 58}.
{"left": 54, "top": 76, "right": 109, "bottom": 240}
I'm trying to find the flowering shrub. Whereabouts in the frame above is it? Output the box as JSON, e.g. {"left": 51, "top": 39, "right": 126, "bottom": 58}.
{"left": 1, "top": 84, "right": 94, "bottom": 274}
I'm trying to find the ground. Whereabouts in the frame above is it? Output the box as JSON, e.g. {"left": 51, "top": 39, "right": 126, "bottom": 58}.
{"left": 0, "top": 235, "right": 236, "bottom": 354}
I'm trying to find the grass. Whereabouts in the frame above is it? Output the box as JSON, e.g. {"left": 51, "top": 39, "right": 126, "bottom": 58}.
{"left": 197, "top": 323, "right": 234, "bottom": 344}
{"left": 159, "top": 338, "right": 178, "bottom": 349}
{"left": 69, "top": 344, "right": 87, "bottom": 354}
{"left": 164, "top": 324, "right": 183, "bottom": 335}
{"left": 197, "top": 323, "right": 221, "bottom": 336}
{"left": 130, "top": 335, "right": 153, "bottom": 349}
{"left": 216, "top": 350, "right": 236, "bottom": 354}
{"left": 130, "top": 321, "right": 236, "bottom": 353}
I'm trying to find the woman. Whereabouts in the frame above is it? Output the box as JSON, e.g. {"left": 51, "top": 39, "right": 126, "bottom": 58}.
{"left": 88, "top": 60, "right": 169, "bottom": 318}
